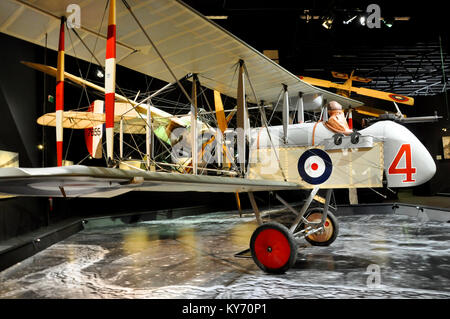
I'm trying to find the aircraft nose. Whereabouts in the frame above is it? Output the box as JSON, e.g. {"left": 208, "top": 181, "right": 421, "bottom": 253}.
{"left": 421, "top": 149, "right": 436, "bottom": 183}
{"left": 387, "top": 123, "right": 436, "bottom": 186}
{"left": 361, "top": 121, "right": 437, "bottom": 187}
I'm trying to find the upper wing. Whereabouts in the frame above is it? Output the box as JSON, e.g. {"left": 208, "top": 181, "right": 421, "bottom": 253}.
{"left": 1, "top": 0, "right": 363, "bottom": 109}
{"left": 0, "top": 165, "right": 301, "bottom": 198}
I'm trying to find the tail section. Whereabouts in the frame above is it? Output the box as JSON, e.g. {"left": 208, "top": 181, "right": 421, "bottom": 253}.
{"left": 85, "top": 100, "right": 104, "bottom": 159}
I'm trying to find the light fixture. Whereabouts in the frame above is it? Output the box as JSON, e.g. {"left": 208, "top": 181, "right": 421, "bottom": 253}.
{"left": 383, "top": 17, "right": 394, "bottom": 28}
{"left": 96, "top": 69, "right": 104, "bottom": 78}
{"left": 322, "top": 18, "right": 333, "bottom": 29}
{"left": 394, "top": 16, "right": 410, "bottom": 21}
{"left": 359, "top": 16, "right": 366, "bottom": 26}
{"left": 37, "top": 144, "right": 44, "bottom": 150}
{"left": 205, "top": 16, "right": 228, "bottom": 20}
{"left": 343, "top": 15, "right": 357, "bottom": 24}
{"left": 302, "top": 9, "right": 311, "bottom": 23}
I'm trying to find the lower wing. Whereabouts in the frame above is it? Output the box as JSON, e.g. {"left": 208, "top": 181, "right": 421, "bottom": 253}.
{"left": 0, "top": 165, "right": 300, "bottom": 198}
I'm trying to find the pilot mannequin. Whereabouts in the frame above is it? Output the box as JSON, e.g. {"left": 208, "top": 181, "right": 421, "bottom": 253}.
{"left": 323, "top": 101, "right": 353, "bottom": 135}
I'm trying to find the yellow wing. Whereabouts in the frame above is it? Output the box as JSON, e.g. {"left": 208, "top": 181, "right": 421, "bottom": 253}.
{"left": 22, "top": 61, "right": 188, "bottom": 127}
{"left": 300, "top": 75, "right": 414, "bottom": 106}
{"left": 36, "top": 102, "right": 173, "bottom": 134}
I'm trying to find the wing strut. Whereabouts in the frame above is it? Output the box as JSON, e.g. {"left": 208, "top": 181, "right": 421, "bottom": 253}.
{"left": 105, "top": 0, "right": 116, "bottom": 163}
{"left": 282, "top": 84, "right": 289, "bottom": 143}
{"left": 55, "top": 17, "right": 65, "bottom": 167}
{"left": 297, "top": 92, "right": 304, "bottom": 124}
{"left": 119, "top": 118, "right": 124, "bottom": 158}
{"left": 191, "top": 74, "right": 199, "bottom": 175}
{"left": 236, "top": 59, "right": 247, "bottom": 174}
{"left": 146, "top": 102, "right": 152, "bottom": 169}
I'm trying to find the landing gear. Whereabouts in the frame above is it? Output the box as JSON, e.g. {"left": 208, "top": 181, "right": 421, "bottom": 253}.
{"left": 296, "top": 208, "right": 339, "bottom": 246}
{"left": 250, "top": 222, "right": 298, "bottom": 274}
{"left": 248, "top": 188, "right": 340, "bottom": 274}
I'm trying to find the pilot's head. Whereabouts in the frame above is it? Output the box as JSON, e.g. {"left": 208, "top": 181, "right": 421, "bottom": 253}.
{"left": 328, "top": 101, "right": 343, "bottom": 112}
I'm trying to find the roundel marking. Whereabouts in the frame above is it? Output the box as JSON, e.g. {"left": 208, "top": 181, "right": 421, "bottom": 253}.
{"left": 388, "top": 94, "right": 409, "bottom": 102}
{"left": 297, "top": 148, "right": 333, "bottom": 185}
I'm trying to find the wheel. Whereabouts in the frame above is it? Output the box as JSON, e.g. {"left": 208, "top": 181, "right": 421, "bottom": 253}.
{"left": 297, "top": 208, "right": 339, "bottom": 246}
{"left": 250, "top": 222, "right": 298, "bottom": 274}
{"left": 350, "top": 131, "right": 361, "bottom": 144}
{"left": 333, "top": 133, "right": 344, "bottom": 145}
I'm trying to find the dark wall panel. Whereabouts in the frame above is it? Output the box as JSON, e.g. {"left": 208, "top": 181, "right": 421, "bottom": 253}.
{"left": 0, "top": 197, "right": 48, "bottom": 242}
{"left": 0, "top": 32, "right": 42, "bottom": 167}
{"left": 408, "top": 92, "right": 450, "bottom": 195}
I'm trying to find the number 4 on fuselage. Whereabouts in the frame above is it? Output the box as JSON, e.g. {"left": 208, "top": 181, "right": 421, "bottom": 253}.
{"left": 388, "top": 144, "right": 416, "bottom": 183}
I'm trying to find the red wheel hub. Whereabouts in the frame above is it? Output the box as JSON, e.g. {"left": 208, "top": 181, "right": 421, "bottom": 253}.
{"left": 254, "top": 228, "right": 291, "bottom": 269}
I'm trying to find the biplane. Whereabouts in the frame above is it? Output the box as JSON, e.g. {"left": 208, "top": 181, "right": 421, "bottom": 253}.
{"left": 0, "top": 0, "right": 436, "bottom": 273}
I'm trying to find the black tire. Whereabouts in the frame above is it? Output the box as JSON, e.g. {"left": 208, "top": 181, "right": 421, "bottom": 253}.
{"left": 250, "top": 222, "right": 298, "bottom": 274}
{"left": 297, "top": 208, "right": 339, "bottom": 246}
{"left": 333, "top": 133, "right": 344, "bottom": 145}
{"left": 350, "top": 131, "right": 361, "bottom": 144}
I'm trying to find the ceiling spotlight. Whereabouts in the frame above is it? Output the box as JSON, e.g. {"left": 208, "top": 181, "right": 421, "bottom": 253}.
{"left": 322, "top": 18, "right": 333, "bottom": 29}
{"left": 205, "top": 16, "right": 228, "bottom": 20}
{"left": 302, "top": 9, "right": 312, "bottom": 23}
{"left": 96, "top": 69, "right": 104, "bottom": 78}
{"left": 383, "top": 17, "right": 394, "bottom": 28}
{"left": 343, "top": 15, "right": 357, "bottom": 24}
{"left": 394, "top": 16, "right": 410, "bottom": 21}
{"left": 359, "top": 16, "right": 366, "bottom": 26}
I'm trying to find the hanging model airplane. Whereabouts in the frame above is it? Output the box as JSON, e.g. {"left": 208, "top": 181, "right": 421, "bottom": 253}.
{"left": 301, "top": 71, "right": 442, "bottom": 124}
{"left": 300, "top": 70, "right": 414, "bottom": 105}
{"left": 0, "top": 0, "right": 437, "bottom": 273}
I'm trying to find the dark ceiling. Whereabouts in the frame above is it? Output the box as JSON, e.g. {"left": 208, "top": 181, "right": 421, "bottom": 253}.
{"left": 182, "top": 0, "right": 449, "bottom": 97}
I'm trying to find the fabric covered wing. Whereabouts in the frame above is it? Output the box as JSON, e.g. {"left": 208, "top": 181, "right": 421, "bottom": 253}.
{"left": 0, "top": 0, "right": 363, "bottom": 110}
{"left": 0, "top": 165, "right": 300, "bottom": 198}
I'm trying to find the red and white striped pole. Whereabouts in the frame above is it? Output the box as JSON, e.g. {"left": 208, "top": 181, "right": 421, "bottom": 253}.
{"left": 55, "top": 16, "right": 65, "bottom": 166}
{"left": 105, "top": 0, "right": 116, "bottom": 162}
{"left": 348, "top": 108, "right": 353, "bottom": 130}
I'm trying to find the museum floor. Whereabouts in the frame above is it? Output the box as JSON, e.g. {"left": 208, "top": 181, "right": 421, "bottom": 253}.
{"left": 0, "top": 204, "right": 449, "bottom": 299}
{"left": 392, "top": 190, "right": 450, "bottom": 209}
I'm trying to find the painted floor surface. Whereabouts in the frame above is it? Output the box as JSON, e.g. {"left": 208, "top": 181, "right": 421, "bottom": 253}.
{"left": 0, "top": 210, "right": 450, "bottom": 299}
